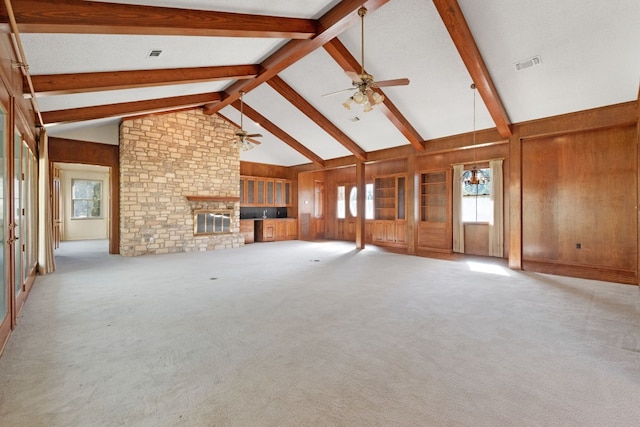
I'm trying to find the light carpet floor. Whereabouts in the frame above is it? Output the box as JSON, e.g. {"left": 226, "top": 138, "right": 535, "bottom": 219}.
{"left": 0, "top": 239, "right": 639, "bottom": 426}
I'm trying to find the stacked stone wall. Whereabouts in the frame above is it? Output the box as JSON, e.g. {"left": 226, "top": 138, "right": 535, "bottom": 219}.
{"left": 120, "top": 109, "right": 243, "bottom": 256}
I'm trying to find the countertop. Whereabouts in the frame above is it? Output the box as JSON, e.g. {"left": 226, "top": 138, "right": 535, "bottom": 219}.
{"left": 240, "top": 217, "right": 297, "bottom": 221}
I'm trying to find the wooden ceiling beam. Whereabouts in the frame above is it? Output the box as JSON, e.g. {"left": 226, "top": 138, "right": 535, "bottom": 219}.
{"left": 323, "top": 38, "right": 425, "bottom": 151}
{"left": 41, "top": 92, "right": 223, "bottom": 125}
{"left": 28, "top": 65, "right": 263, "bottom": 95}
{"left": 0, "top": 0, "right": 317, "bottom": 38}
{"left": 232, "top": 100, "right": 325, "bottom": 167}
{"left": 267, "top": 75, "right": 367, "bottom": 161}
{"left": 203, "top": 0, "right": 390, "bottom": 115}
{"left": 432, "top": 0, "right": 512, "bottom": 138}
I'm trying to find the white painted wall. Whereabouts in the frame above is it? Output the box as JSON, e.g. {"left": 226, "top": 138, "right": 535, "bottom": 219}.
{"left": 48, "top": 119, "right": 120, "bottom": 145}
{"left": 60, "top": 164, "right": 110, "bottom": 241}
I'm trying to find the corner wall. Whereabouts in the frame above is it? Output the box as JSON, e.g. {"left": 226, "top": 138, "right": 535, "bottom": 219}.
{"left": 119, "top": 109, "right": 244, "bottom": 256}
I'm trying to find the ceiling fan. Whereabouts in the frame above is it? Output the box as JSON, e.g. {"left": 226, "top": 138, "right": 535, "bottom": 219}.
{"left": 229, "top": 91, "right": 262, "bottom": 151}
{"left": 323, "top": 6, "right": 410, "bottom": 112}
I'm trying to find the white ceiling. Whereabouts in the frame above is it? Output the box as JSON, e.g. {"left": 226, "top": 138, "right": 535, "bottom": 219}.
{"left": 21, "top": 0, "right": 640, "bottom": 166}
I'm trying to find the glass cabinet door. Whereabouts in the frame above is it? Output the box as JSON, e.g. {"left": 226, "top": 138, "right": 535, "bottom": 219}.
{"left": 247, "top": 179, "right": 255, "bottom": 205}
{"left": 266, "top": 181, "right": 274, "bottom": 204}
{"left": 257, "top": 180, "right": 264, "bottom": 204}
{"left": 275, "top": 181, "right": 283, "bottom": 205}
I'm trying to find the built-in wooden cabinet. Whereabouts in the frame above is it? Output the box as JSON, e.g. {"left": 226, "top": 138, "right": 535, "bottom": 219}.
{"left": 373, "top": 174, "right": 407, "bottom": 247}
{"left": 240, "top": 176, "right": 292, "bottom": 207}
{"left": 255, "top": 219, "right": 297, "bottom": 242}
{"left": 374, "top": 175, "right": 406, "bottom": 220}
{"left": 418, "top": 170, "right": 452, "bottom": 252}
{"left": 239, "top": 219, "right": 255, "bottom": 244}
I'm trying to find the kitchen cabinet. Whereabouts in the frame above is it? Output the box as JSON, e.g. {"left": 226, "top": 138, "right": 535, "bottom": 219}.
{"left": 255, "top": 219, "right": 297, "bottom": 242}
{"left": 239, "top": 219, "right": 255, "bottom": 244}
{"left": 240, "top": 176, "right": 292, "bottom": 207}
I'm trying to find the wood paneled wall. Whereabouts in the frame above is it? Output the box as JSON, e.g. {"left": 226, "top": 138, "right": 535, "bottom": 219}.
{"left": 521, "top": 125, "right": 637, "bottom": 283}
{"left": 292, "top": 101, "right": 639, "bottom": 285}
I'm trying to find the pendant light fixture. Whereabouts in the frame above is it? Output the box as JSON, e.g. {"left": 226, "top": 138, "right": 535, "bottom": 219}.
{"left": 463, "top": 83, "right": 490, "bottom": 187}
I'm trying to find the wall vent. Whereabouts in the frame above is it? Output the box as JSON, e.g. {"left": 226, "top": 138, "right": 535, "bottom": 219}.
{"left": 147, "top": 49, "right": 163, "bottom": 58}
{"left": 514, "top": 55, "right": 541, "bottom": 71}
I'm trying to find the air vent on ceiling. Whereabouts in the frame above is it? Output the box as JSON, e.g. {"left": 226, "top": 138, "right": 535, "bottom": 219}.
{"left": 514, "top": 55, "right": 541, "bottom": 71}
{"left": 348, "top": 116, "right": 360, "bottom": 122}
{"left": 147, "top": 49, "right": 163, "bottom": 58}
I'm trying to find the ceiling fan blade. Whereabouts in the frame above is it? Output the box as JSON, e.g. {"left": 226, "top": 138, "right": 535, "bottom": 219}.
{"left": 375, "top": 78, "right": 410, "bottom": 88}
{"left": 247, "top": 138, "right": 262, "bottom": 145}
{"left": 246, "top": 133, "right": 262, "bottom": 138}
{"left": 321, "top": 87, "right": 355, "bottom": 97}
{"left": 345, "top": 70, "right": 362, "bottom": 83}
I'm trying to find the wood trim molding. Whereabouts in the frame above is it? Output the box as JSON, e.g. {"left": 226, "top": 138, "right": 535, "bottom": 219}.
{"left": 186, "top": 196, "right": 240, "bottom": 202}
{"left": 432, "top": 0, "right": 512, "bottom": 138}
{"left": 41, "top": 92, "right": 223, "bottom": 124}
{"left": 0, "top": 0, "right": 317, "bottom": 38}
{"left": 517, "top": 101, "right": 638, "bottom": 140}
{"left": 323, "top": 38, "right": 425, "bottom": 151}
{"left": 267, "top": 75, "right": 367, "bottom": 161}
{"left": 28, "top": 65, "right": 262, "bottom": 95}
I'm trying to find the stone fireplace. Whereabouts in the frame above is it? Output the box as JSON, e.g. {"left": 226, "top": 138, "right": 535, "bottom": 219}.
{"left": 119, "top": 109, "right": 244, "bottom": 256}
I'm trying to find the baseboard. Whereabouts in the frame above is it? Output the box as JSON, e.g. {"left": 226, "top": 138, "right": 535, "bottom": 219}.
{"left": 522, "top": 259, "right": 638, "bottom": 285}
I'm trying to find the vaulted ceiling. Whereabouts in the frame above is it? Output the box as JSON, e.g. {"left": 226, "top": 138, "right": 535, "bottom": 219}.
{"left": 3, "top": 0, "right": 639, "bottom": 166}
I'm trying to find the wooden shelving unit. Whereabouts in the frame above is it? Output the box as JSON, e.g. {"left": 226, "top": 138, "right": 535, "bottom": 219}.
{"left": 418, "top": 170, "right": 452, "bottom": 252}
{"left": 373, "top": 174, "right": 407, "bottom": 248}
{"left": 420, "top": 172, "right": 447, "bottom": 222}
{"left": 375, "top": 176, "right": 404, "bottom": 220}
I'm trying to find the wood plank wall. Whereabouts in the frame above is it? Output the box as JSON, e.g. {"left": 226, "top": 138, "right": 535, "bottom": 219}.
{"left": 293, "top": 101, "right": 639, "bottom": 285}
{"left": 521, "top": 125, "right": 637, "bottom": 283}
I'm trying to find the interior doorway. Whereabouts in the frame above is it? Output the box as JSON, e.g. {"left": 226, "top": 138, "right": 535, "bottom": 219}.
{"left": 54, "top": 163, "right": 111, "bottom": 248}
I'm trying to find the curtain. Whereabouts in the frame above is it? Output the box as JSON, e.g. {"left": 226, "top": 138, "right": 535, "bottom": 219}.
{"left": 489, "top": 159, "right": 504, "bottom": 258}
{"left": 38, "top": 128, "right": 55, "bottom": 274}
{"left": 452, "top": 164, "right": 464, "bottom": 253}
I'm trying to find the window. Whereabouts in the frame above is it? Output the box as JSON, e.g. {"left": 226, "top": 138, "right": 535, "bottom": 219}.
{"left": 365, "top": 183, "right": 374, "bottom": 219}
{"left": 462, "top": 168, "right": 492, "bottom": 222}
{"left": 72, "top": 179, "right": 102, "bottom": 219}
{"left": 337, "top": 185, "right": 345, "bottom": 219}
{"left": 349, "top": 187, "right": 357, "bottom": 217}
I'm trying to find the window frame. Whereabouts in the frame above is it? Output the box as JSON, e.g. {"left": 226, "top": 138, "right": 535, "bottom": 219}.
{"left": 71, "top": 179, "right": 103, "bottom": 220}
{"left": 461, "top": 166, "right": 492, "bottom": 223}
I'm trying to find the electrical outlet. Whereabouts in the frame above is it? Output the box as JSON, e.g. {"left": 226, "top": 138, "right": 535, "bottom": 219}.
{"left": 576, "top": 243, "right": 581, "bottom": 249}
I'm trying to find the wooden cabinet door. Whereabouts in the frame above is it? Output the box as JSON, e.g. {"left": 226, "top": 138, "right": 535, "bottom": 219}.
{"left": 286, "top": 219, "right": 297, "bottom": 239}
{"left": 395, "top": 221, "right": 407, "bottom": 244}
{"left": 257, "top": 180, "right": 265, "bottom": 205}
{"left": 284, "top": 182, "right": 291, "bottom": 206}
{"left": 275, "top": 220, "right": 286, "bottom": 240}
{"left": 373, "top": 221, "right": 385, "bottom": 242}
{"left": 266, "top": 181, "right": 274, "bottom": 205}
{"left": 275, "top": 181, "right": 283, "bottom": 205}
{"left": 263, "top": 221, "right": 275, "bottom": 241}
{"left": 383, "top": 221, "right": 395, "bottom": 243}
{"left": 246, "top": 179, "right": 256, "bottom": 205}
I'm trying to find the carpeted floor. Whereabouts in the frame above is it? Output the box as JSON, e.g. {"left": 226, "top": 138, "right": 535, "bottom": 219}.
{"left": 0, "top": 239, "right": 639, "bottom": 426}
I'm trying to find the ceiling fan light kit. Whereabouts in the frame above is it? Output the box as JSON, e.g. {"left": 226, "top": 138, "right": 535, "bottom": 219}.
{"left": 229, "top": 91, "right": 262, "bottom": 151}
{"left": 325, "top": 6, "right": 408, "bottom": 113}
